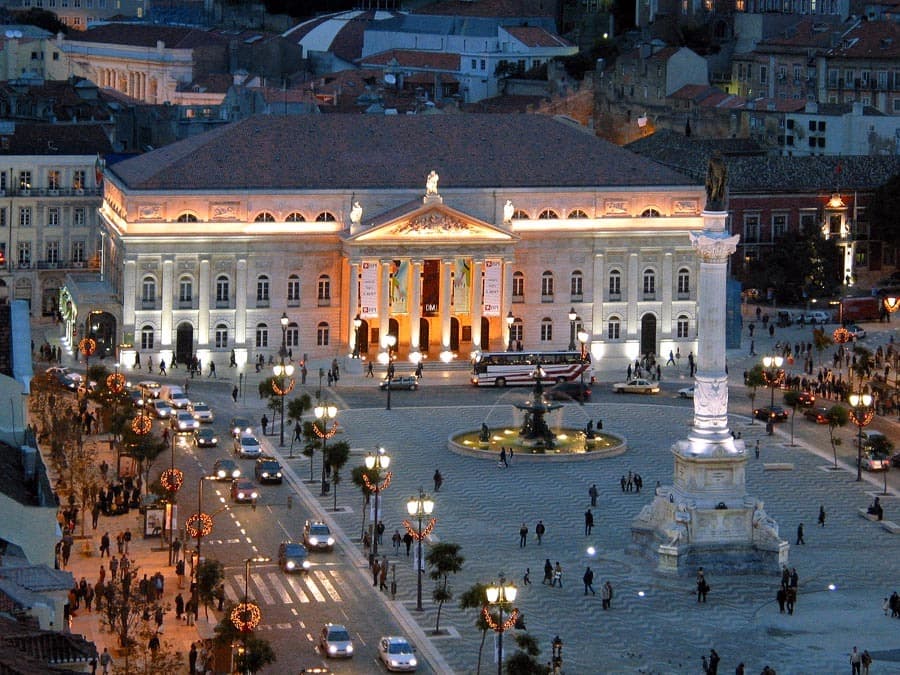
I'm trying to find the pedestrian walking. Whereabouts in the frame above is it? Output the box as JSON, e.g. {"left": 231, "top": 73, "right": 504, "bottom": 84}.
{"left": 582, "top": 567, "right": 595, "bottom": 595}
{"left": 403, "top": 531, "right": 413, "bottom": 556}
{"left": 851, "top": 646, "right": 862, "bottom": 675}
{"left": 232, "top": 386, "right": 238, "bottom": 403}
{"left": 584, "top": 508, "right": 594, "bottom": 536}
{"left": 189, "top": 643, "right": 198, "bottom": 674}
{"left": 535, "top": 520, "right": 545, "bottom": 545}
{"left": 588, "top": 483, "right": 598, "bottom": 507}
{"left": 379, "top": 556, "right": 389, "bottom": 591}
{"left": 708, "top": 649, "right": 720, "bottom": 675}
{"left": 542, "top": 559, "right": 553, "bottom": 585}
{"left": 372, "top": 557, "right": 381, "bottom": 587}
{"left": 818, "top": 505, "right": 827, "bottom": 527}
{"left": 499, "top": 447, "right": 508, "bottom": 468}
{"left": 175, "top": 593, "right": 184, "bottom": 620}
{"left": 392, "top": 529, "right": 402, "bottom": 554}
{"left": 551, "top": 562, "right": 563, "bottom": 588}
{"left": 697, "top": 567, "right": 709, "bottom": 602}
{"left": 862, "top": 649, "right": 872, "bottom": 675}
{"left": 100, "top": 648, "right": 113, "bottom": 675}
{"left": 523, "top": 567, "right": 531, "bottom": 585}
{"left": 159, "top": 359, "right": 167, "bottom": 376}
{"left": 366, "top": 361, "right": 375, "bottom": 377}
{"left": 755, "top": 440, "right": 760, "bottom": 459}
{"left": 519, "top": 522, "right": 528, "bottom": 547}
{"left": 796, "top": 523, "right": 805, "bottom": 545}
{"left": 261, "top": 414, "right": 269, "bottom": 435}
{"left": 208, "top": 361, "right": 216, "bottom": 378}
{"left": 433, "top": 469, "right": 443, "bottom": 492}
{"left": 601, "top": 580, "right": 612, "bottom": 609}
{"left": 99, "top": 532, "right": 110, "bottom": 558}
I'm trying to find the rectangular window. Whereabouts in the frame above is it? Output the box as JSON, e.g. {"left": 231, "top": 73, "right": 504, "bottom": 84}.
{"left": 540, "top": 322, "right": 552, "bottom": 342}
{"left": 74, "top": 207, "right": 85, "bottom": 226}
{"left": 47, "top": 169, "right": 60, "bottom": 190}
{"left": 17, "top": 241, "right": 30, "bottom": 265}
{"left": 179, "top": 278, "right": 192, "bottom": 303}
{"left": 257, "top": 278, "right": 269, "bottom": 302}
{"left": 541, "top": 276, "right": 553, "bottom": 296}
{"left": 643, "top": 271, "right": 655, "bottom": 295}
{"left": 471, "top": 59, "right": 477, "bottom": 70}
{"left": 18, "top": 171, "right": 31, "bottom": 190}
{"left": 317, "top": 324, "right": 330, "bottom": 346}
{"left": 19, "top": 207, "right": 31, "bottom": 227}
{"left": 512, "top": 275, "right": 524, "bottom": 298}
{"left": 73, "top": 170, "right": 85, "bottom": 190}
{"left": 759, "top": 65, "right": 767, "bottom": 84}
{"left": 286, "top": 326, "right": 299, "bottom": 347}
{"left": 570, "top": 275, "right": 582, "bottom": 297}
{"left": 72, "top": 240, "right": 85, "bottom": 263}
{"left": 0, "top": 208, "right": 6, "bottom": 227}
{"left": 215, "top": 327, "right": 228, "bottom": 349}
{"left": 608, "top": 274, "right": 620, "bottom": 296}
{"left": 743, "top": 215, "right": 760, "bottom": 243}
{"left": 607, "top": 320, "right": 620, "bottom": 340}
{"left": 317, "top": 279, "right": 330, "bottom": 300}
{"left": 47, "top": 207, "right": 59, "bottom": 226}
{"left": 772, "top": 214, "right": 787, "bottom": 239}
{"left": 287, "top": 277, "right": 300, "bottom": 304}
{"left": 799, "top": 211, "right": 818, "bottom": 232}
{"left": 255, "top": 326, "right": 268, "bottom": 348}
{"left": 141, "top": 330, "right": 154, "bottom": 350}
{"left": 480, "top": 59, "right": 486, "bottom": 70}
{"left": 46, "top": 240, "right": 59, "bottom": 263}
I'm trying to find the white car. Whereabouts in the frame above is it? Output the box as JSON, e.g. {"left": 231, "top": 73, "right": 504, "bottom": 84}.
{"left": 801, "top": 310, "right": 831, "bottom": 324}
{"left": 378, "top": 636, "right": 418, "bottom": 672}
{"left": 191, "top": 402, "right": 214, "bottom": 423}
{"left": 860, "top": 453, "right": 890, "bottom": 472}
{"left": 845, "top": 324, "right": 866, "bottom": 340}
{"left": 169, "top": 391, "right": 192, "bottom": 409}
{"left": 678, "top": 386, "right": 695, "bottom": 399}
{"left": 151, "top": 399, "right": 173, "bottom": 419}
{"left": 234, "top": 432, "right": 262, "bottom": 458}
{"left": 172, "top": 410, "right": 199, "bottom": 432}
{"left": 137, "top": 381, "right": 162, "bottom": 398}
{"left": 612, "top": 378, "right": 660, "bottom": 394}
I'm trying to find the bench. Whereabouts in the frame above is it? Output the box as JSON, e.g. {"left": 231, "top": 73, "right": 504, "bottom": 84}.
{"left": 858, "top": 507, "right": 881, "bottom": 522}
{"left": 881, "top": 521, "right": 900, "bottom": 534}
{"left": 763, "top": 463, "right": 794, "bottom": 471}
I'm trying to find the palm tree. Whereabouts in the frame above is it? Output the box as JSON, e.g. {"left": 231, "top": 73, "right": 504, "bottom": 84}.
{"left": 826, "top": 405, "right": 849, "bottom": 469}
{"left": 426, "top": 542, "right": 464, "bottom": 634}
{"left": 286, "top": 394, "right": 312, "bottom": 456}
{"left": 812, "top": 328, "right": 833, "bottom": 367}
{"left": 459, "top": 583, "right": 490, "bottom": 674}
{"left": 350, "top": 464, "right": 379, "bottom": 539}
{"left": 745, "top": 365, "right": 766, "bottom": 424}
{"left": 325, "top": 441, "right": 351, "bottom": 511}
{"left": 782, "top": 390, "right": 801, "bottom": 447}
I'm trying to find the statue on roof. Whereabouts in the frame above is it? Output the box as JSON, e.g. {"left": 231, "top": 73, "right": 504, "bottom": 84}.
{"left": 425, "top": 170, "right": 440, "bottom": 196}
{"left": 350, "top": 201, "right": 363, "bottom": 225}
{"left": 705, "top": 151, "right": 727, "bottom": 211}
{"left": 503, "top": 199, "right": 515, "bottom": 223}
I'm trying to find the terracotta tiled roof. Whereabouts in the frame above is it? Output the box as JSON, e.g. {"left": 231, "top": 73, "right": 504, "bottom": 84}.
{"left": 360, "top": 49, "right": 461, "bottom": 71}
{"left": 461, "top": 94, "right": 546, "bottom": 113}
{"left": 830, "top": 20, "right": 900, "bottom": 58}
{"left": 504, "top": 25, "right": 573, "bottom": 48}
{"left": 413, "top": 0, "right": 556, "bottom": 17}
{"left": 64, "top": 23, "right": 228, "bottom": 49}
{"left": 178, "top": 73, "right": 233, "bottom": 94}
{"left": 0, "top": 615, "right": 96, "bottom": 671}
{"left": 109, "top": 114, "right": 696, "bottom": 192}
{"left": 760, "top": 16, "right": 844, "bottom": 49}
{"left": 0, "top": 123, "right": 112, "bottom": 156}
{"left": 740, "top": 97, "right": 808, "bottom": 113}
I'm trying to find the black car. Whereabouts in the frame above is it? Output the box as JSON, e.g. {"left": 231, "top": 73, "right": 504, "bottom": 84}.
{"left": 255, "top": 456, "right": 283, "bottom": 484}
{"left": 802, "top": 406, "right": 830, "bottom": 424}
{"left": 546, "top": 382, "right": 591, "bottom": 402}
{"left": 797, "top": 391, "right": 815, "bottom": 406}
{"left": 753, "top": 405, "right": 789, "bottom": 422}
{"left": 278, "top": 541, "right": 310, "bottom": 574}
{"left": 231, "top": 416, "right": 253, "bottom": 438}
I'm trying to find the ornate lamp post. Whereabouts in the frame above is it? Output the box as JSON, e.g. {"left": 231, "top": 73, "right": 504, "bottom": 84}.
{"left": 352, "top": 314, "right": 362, "bottom": 358}
{"left": 78, "top": 336, "right": 96, "bottom": 392}
{"left": 506, "top": 311, "right": 515, "bottom": 351}
{"left": 232, "top": 556, "right": 269, "bottom": 673}
{"left": 272, "top": 313, "right": 295, "bottom": 447}
{"left": 848, "top": 392, "right": 874, "bottom": 482}
{"left": 761, "top": 355, "right": 785, "bottom": 408}
{"left": 160, "top": 429, "right": 184, "bottom": 565}
{"left": 404, "top": 489, "right": 436, "bottom": 611}
{"left": 382, "top": 334, "right": 397, "bottom": 411}
{"left": 483, "top": 574, "right": 518, "bottom": 675}
{"left": 567, "top": 307, "right": 577, "bottom": 351}
{"left": 314, "top": 401, "right": 338, "bottom": 494}
{"left": 364, "top": 446, "right": 391, "bottom": 561}
{"left": 186, "top": 475, "right": 215, "bottom": 621}
{"left": 577, "top": 327, "right": 589, "bottom": 386}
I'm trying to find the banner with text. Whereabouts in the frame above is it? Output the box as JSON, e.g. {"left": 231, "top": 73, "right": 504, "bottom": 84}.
{"left": 360, "top": 261, "right": 378, "bottom": 318}
{"left": 422, "top": 260, "right": 440, "bottom": 317}
{"left": 482, "top": 259, "right": 502, "bottom": 316}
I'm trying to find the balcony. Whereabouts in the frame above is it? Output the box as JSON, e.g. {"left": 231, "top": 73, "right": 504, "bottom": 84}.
{"left": 608, "top": 292, "right": 622, "bottom": 302}
{"left": 215, "top": 300, "right": 230, "bottom": 309}
{"left": 570, "top": 294, "right": 583, "bottom": 303}
{"left": 677, "top": 292, "right": 691, "bottom": 301}
{"left": 512, "top": 294, "right": 524, "bottom": 304}
{"left": 141, "top": 299, "right": 158, "bottom": 310}
{"left": 540, "top": 294, "right": 554, "bottom": 303}
{"left": 256, "top": 298, "right": 270, "bottom": 308}
{"left": 178, "top": 300, "right": 194, "bottom": 309}
{"left": 317, "top": 297, "right": 331, "bottom": 307}
{"left": 287, "top": 298, "right": 300, "bottom": 308}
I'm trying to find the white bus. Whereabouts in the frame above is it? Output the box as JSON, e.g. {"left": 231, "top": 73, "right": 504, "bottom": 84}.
{"left": 471, "top": 351, "right": 590, "bottom": 387}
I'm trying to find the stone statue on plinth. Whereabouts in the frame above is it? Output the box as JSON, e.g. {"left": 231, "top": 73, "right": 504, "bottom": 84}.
{"left": 426, "top": 170, "right": 440, "bottom": 196}
{"left": 350, "top": 201, "right": 362, "bottom": 225}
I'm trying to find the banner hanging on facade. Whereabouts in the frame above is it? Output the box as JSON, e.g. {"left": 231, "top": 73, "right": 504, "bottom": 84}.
{"left": 360, "top": 261, "right": 378, "bottom": 318}
{"left": 391, "top": 260, "right": 409, "bottom": 314}
{"left": 422, "top": 260, "right": 440, "bottom": 316}
{"left": 482, "top": 259, "right": 501, "bottom": 316}
{"left": 453, "top": 258, "right": 471, "bottom": 313}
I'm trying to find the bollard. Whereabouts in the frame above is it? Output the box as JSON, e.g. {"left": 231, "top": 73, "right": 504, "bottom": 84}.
{"left": 287, "top": 495, "right": 293, "bottom": 510}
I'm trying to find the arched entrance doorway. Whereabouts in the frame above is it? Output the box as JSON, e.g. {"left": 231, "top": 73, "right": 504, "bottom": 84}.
{"left": 42, "top": 279, "right": 61, "bottom": 317}
{"left": 480, "top": 317, "right": 490, "bottom": 350}
{"left": 388, "top": 318, "right": 399, "bottom": 347}
{"left": 357, "top": 319, "right": 369, "bottom": 354}
{"left": 176, "top": 322, "right": 194, "bottom": 365}
{"left": 450, "top": 317, "right": 460, "bottom": 351}
{"left": 86, "top": 312, "right": 117, "bottom": 358}
{"left": 419, "top": 318, "right": 430, "bottom": 353}
{"left": 640, "top": 313, "right": 657, "bottom": 358}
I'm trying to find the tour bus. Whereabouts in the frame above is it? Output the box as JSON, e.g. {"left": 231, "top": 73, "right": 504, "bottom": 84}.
{"left": 471, "top": 351, "right": 590, "bottom": 387}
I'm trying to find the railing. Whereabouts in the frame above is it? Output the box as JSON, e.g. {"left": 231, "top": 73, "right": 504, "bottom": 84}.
{"left": 11, "top": 187, "right": 100, "bottom": 197}
{"left": 256, "top": 299, "right": 270, "bottom": 308}
{"left": 287, "top": 299, "right": 300, "bottom": 308}
{"left": 215, "top": 300, "right": 230, "bottom": 309}
{"left": 540, "top": 294, "right": 554, "bottom": 303}
{"left": 317, "top": 297, "right": 331, "bottom": 307}
{"left": 608, "top": 292, "right": 622, "bottom": 301}
{"left": 512, "top": 294, "right": 524, "bottom": 304}
{"left": 570, "top": 294, "right": 583, "bottom": 303}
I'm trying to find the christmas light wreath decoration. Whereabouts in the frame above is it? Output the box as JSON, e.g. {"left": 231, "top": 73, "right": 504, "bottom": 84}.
{"left": 78, "top": 338, "right": 97, "bottom": 357}
{"left": 403, "top": 517, "right": 437, "bottom": 540}
{"left": 312, "top": 420, "right": 339, "bottom": 440}
{"left": 186, "top": 512, "right": 213, "bottom": 538}
{"left": 131, "top": 415, "right": 152, "bottom": 435}
{"left": 848, "top": 408, "right": 875, "bottom": 427}
{"left": 231, "top": 601, "right": 261, "bottom": 632}
{"left": 362, "top": 471, "right": 392, "bottom": 494}
{"left": 832, "top": 327, "right": 851, "bottom": 344}
{"left": 482, "top": 606, "right": 519, "bottom": 632}
{"left": 106, "top": 372, "right": 126, "bottom": 394}
{"left": 271, "top": 377, "right": 295, "bottom": 396}
{"left": 161, "top": 468, "right": 184, "bottom": 493}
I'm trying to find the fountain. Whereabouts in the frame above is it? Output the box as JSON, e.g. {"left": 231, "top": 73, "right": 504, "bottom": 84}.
{"left": 513, "top": 364, "right": 563, "bottom": 449}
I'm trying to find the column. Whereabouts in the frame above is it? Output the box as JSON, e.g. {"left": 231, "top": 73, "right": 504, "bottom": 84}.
{"left": 235, "top": 258, "right": 247, "bottom": 346}
{"left": 440, "top": 259, "right": 452, "bottom": 349}
{"left": 661, "top": 251, "right": 673, "bottom": 334}
{"left": 348, "top": 262, "right": 359, "bottom": 354}
{"left": 122, "top": 259, "right": 136, "bottom": 338}
{"left": 410, "top": 259, "right": 423, "bottom": 350}
{"left": 470, "top": 259, "right": 483, "bottom": 352}
{"left": 591, "top": 253, "right": 604, "bottom": 344}
{"left": 379, "top": 259, "right": 391, "bottom": 348}
{"left": 626, "top": 252, "right": 639, "bottom": 337}
{"left": 198, "top": 259, "right": 210, "bottom": 347}
{"left": 160, "top": 257, "right": 174, "bottom": 346}
{"left": 502, "top": 259, "right": 513, "bottom": 348}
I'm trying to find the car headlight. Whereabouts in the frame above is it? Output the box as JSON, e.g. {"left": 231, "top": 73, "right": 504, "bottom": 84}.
{"left": 345, "top": 645, "right": 353, "bottom": 653}
{"left": 211, "top": 437, "right": 218, "bottom": 443}
{"left": 302, "top": 560, "right": 310, "bottom": 569}
{"left": 309, "top": 537, "right": 319, "bottom": 545}
{"left": 237, "top": 491, "right": 245, "bottom": 499}
{"left": 276, "top": 472, "right": 282, "bottom": 478}
{"left": 328, "top": 645, "right": 337, "bottom": 654}
{"left": 216, "top": 470, "right": 226, "bottom": 478}
{"left": 232, "top": 470, "right": 240, "bottom": 478}
{"left": 286, "top": 561, "right": 295, "bottom": 570}
{"left": 251, "top": 491, "right": 258, "bottom": 499}
{"left": 261, "top": 472, "right": 269, "bottom": 478}
{"left": 327, "top": 537, "right": 335, "bottom": 546}
{"left": 409, "top": 657, "right": 417, "bottom": 666}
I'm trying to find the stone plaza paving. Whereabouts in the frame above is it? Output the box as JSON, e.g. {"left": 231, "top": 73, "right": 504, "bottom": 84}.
{"left": 316, "top": 402, "right": 900, "bottom": 675}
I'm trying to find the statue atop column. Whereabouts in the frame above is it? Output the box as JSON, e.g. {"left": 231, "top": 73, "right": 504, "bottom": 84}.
{"left": 425, "top": 170, "right": 440, "bottom": 196}
{"left": 503, "top": 200, "right": 515, "bottom": 223}
{"left": 704, "top": 152, "right": 727, "bottom": 212}
{"left": 350, "top": 201, "right": 363, "bottom": 225}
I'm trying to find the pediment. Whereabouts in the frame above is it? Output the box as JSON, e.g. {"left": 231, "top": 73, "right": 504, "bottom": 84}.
{"left": 349, "top": 203, "right": 515, "bottom": 243}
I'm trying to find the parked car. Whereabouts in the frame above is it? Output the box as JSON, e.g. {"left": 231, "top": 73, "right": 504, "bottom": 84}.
{"left": 151, "top": 399, "right": 174, "bottom": 419}
{"left": 231, "top": 417, "right": 253, "bottom": 438}
{"left": 318, "top": 624, "right": 353, "bottom": 658}
{"left": 161, "top": 385, "right": 191, "bottom": 409}
{"left": 213, "top": 458, "right": 241, "bottom": 481}
{"left": 379, "top": 375, "right": 419, "bottom": 391}
{"left": 845, "top": 324, "right": 866, "bottom": 340}
{"left": 800, "top": 310, "right": 831, "bottom": 325}
{"left": 859, "top": 453, "right": 890, "bottom": 472}
{"left": 678, "top": 386, "right": 694, "bottom": 399}
{"left": 753, "top": 405, "right": 789, "bottom": 422}
{"left": 172, "top": 410, "right": 199, "bottom": 432}
{"left": 277, "top": 541, "right": 311, "bottom": 574}
{"left": 234, "top": 432, "right": 261, "bottom": 458}
{"left": 195, "top": 427, "right": 218, "bottom": 447}
{"left": 191, "top": 402, "right": 214, "bottom": 423}
{"left": 230, "top": 478, "right": 258, "bottom": 503}
{"left": 546, "top": 382, "right": 591, "bottom": 402}
{"left": 802, "top": 407, "right": 831, "bottom": 424}
{"left": 378, "top": 636, "right": 418, "bottom": 672}
{"left": 890, "top": 452, "right": 900, "bottom": 468}
{"left": 612, "top": 378, "right": 659, "bottom": 394}
{"left": 254, "top": 456, "right": 283, "bottom": 484}
{"left": 303, "top": 520, "right": 335, "bottom": 552}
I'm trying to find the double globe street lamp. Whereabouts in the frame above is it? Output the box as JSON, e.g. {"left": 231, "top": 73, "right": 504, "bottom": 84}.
{"left": 364, "top": 447, "right": 391, "bottom": 562}
{"left": 404, "top": 489, "right": 436, "bottom": 612}
{"left": 567, "top": 307, "right": 578, "bottom": 351}
{"left": 483, "top": 574, "right": 519, "bottom": 675}
{"left": 314, "top": 401, "right": 338, "bottom": 494}
{"left": 761, "top": 355, "right": 785, "bottom": 408}
{"left": 848, "top": 391, "right": 874, "bottom": 482}
{"left": 272, "top": 312, "right": 295, "bottom": 447}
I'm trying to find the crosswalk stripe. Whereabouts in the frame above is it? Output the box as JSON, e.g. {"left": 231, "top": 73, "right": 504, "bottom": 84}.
{"left": 284, "top": 575, "right": 310, "bottom": 603}
{"left": 303, "top": 574, "right": 327, "bottom": 602}
{"left": 267, "top": 572, "right": 293, "bottom": 604}
{"left": 227, "top": 575, "right": 243, "bottom": 602}
{"left": 251, "top": 573, "right": 275, "bottom": 605}
{"left": 314, "top": 570, "right": 342, "bottom": 602}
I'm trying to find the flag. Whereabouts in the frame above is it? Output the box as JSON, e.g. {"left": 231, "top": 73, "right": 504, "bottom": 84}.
{"left": 94, "top": 154, "right": 104, "bottom": 187}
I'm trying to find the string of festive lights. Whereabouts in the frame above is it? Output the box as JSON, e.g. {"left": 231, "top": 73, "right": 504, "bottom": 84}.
{"left": 230, "top": 602, "right": 261, "bottom": 632}
{"left": 312, "top": 420, "right": 339, "bottom": 439}
{"left": 106, "top": 372, "right": 126, "bottom": 394}
{"left": 186, "top": 512, "right": 213, "bottom": 538}
{"left": 78, "top": 338, "right": 96, "bottom": 357}
{"left": 402, "top": 517, "right": 436, "bottom": 541}
{"left": 849, "top": 409, "right": 875, "bottom": 427}
{"left": 271, "top": 378, "right": 295, "bottom": 396}
{"left": 832, "top": 327, "right": 851, "bottom": 344}
{"left": 362, "top": 471, "right": 392, "bottom": 493}
{"left": 481, "top": 606, "right": 519, "bottom": 632}
{"left": 161, "top": 468, "right": 184, "bottom": 493}
{"left": 131, "top": 415, "right": 152, "bottom": 435}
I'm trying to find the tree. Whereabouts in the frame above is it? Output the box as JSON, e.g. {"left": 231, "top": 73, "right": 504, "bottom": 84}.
{"left": 426, "top": 542, "right": 464, "bottom": 634}
{"left": 325, "top": 440, "right": 351, "bottom": 511}
{"left": 196, "top": 559, "right": 225, "bottom": 619}
{"left": 826, "top": 405, "right": 849, "bottom": 469}
{"left": 212, "top": 608, "right": 277, "bottom": 673}
{"left": 812, "top": 328, "right": 833, "bottom": 367}
{"left": 782, "top": 390, "right": 801, "bottom": 447}
{"left": 505, "top": 633, "right": 546, "bottom": 675}
{"left": 459, "top": 583, "right": 491, "bottom": 674}
{"left": 745, "top": 365, "right": 766, "bottom": 424}
{"left": 867, "top": 435, "right": 895, "bottom": 495}
{"left": 301, "top": 420, "right": 322, "bottom": 482}
{"left": 851, "top": 345, "right": 874, "bottom": 387}
{"left": 350, "top": 464, "right": 379, "bottom": 539}
{"left": 286, "top": 394, "right": 312, "bottom": 453}
{"left": 866, "top": 172, "right": 900, "bottom": 249}
{"left": 114, "top": 619, "right": 184, "bottom": 675}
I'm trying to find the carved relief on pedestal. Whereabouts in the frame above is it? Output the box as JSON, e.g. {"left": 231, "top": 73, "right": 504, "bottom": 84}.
{"left": 694, "top": 376, "right": 728, "bottom": 417}
{"left": 211, "top": 203, "right": 239, "bottom": 221}
{"left": 690, "top": 231, "right": 740, "bottom": 263}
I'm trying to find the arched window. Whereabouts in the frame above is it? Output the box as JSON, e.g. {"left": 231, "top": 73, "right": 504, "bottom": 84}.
{"left": 215, "top": 275, "right": 230, "bottom": 304}
{"left": 538, "top": 209, "right": 559, "bottom": 219}
{"left": 255, "top": 323, "right": 268, "bottom": 348}
{"left": 641, "top": 208, "right": 661, "bottom": 218}
{"left": 677, "top": 314, "right": 690, "bottom": 338}
{"left": 177, "top": 213, "right": 198, "bottom": 222}
{"left": 317, "top": 275, "right": 331, "bottom": 304}
{"left": 541, "top": 271, "right": 554, "bottom": 300}
{"left": 141, "top": 275, "right": 156, "bottom": 303}
{"left": 568, "top": 209, "right": 589, "bottom": 219}
{"left": 286, "top": 321, "right": 299, "bottom": 347}
{"left": 570, "top": 271, "right": 583, "bottom": 299}
{"left": 317, "top": 321, "right": 330, "bottom": 346}
{"left": 140, "top": 325, "right": 154, "bottom": 350}
{"left": 607, "top": 316, "right": 621, "bottom": 340}
{"left": 608, "top": 270, "right": 621, "bottom": 298}
{"left": 256, "top": 275, "right": 270, "bottom": 304}
{"left": 214, "top": 323, "right": 228, "bottom": 349}
{"left": 540, "top": 317, "right": 553, "bottom": 342}
{"left": 643, "top": 268, "right": 656, "bottom": 297}
{"left": 178, "top": 275, "right": 193, "bottom": 304}
{"left": 285, "top": 212, "right": 305, "bottom": 222}
{"left": 510, "top": 318, "right": 523, "bottom": 345}
{"left": 512, "top": 271, "right": 524, "bottom": 302}
{"left": 512, "top": 209, "right": 529, "bottom": 220}
{"left": 677, "top": 267, "right": 690, "bottom": 296}
{"left": 315, "top": 211, "right": 337, "bottom": 222}
{"left": 287, "top": 274, "right": 301, "bottom": 306}
{"left": 254, "top": 212, "right": 275, "bottom": 222}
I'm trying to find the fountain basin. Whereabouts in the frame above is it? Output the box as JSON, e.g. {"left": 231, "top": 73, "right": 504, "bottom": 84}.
{"left": 448, "top": 427, "right": 627, "bottom": 462}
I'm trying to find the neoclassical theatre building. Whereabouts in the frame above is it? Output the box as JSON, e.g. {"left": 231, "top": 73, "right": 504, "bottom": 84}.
{"left": 94, "top": 114, "right": 707, "bottom": 373}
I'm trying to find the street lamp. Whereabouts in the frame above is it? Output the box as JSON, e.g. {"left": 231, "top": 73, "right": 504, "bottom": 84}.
{"left": 848, "top": 392, "right": 874, "bottom": 482}
{"left": 232, "top": 556, "right": 269, "bottom": 671}
{"left": 185, "top": 475, "right": 215, "bottom": 622}
{"left": 567, "top": 307, "right": 577, "bottom": 351}
{"left": 483, "top": 574, "right": 518, "bottom": 675}
{"left": 272, "top": 313, "right": 295, "bottom": 447}
{"left": 577, "top": 327, "right": 589, "bottom": 386}
{"left": 405, "top": 489, "right": 436, "bottom": 611}
{"left": 384, "top": 334, "right": 397, "bottom": 411}
{"left": 352, "top": 313, "right": 362, "bottom": 358}
{"left": 506, "top": 311, "right": 514, "bottom": 351}
{"left": 364, "top": 446, "right": 391, "bottom": 561}
{"left": 314, "top": 401, "right": 338, "bottom": 495}
{"left": 761, "top": 355, "right": 785, "bottom": 408}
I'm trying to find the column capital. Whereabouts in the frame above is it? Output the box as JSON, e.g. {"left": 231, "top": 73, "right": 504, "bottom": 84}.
{"left": 690, "top": 231, "right": 739, "bottom": 263}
